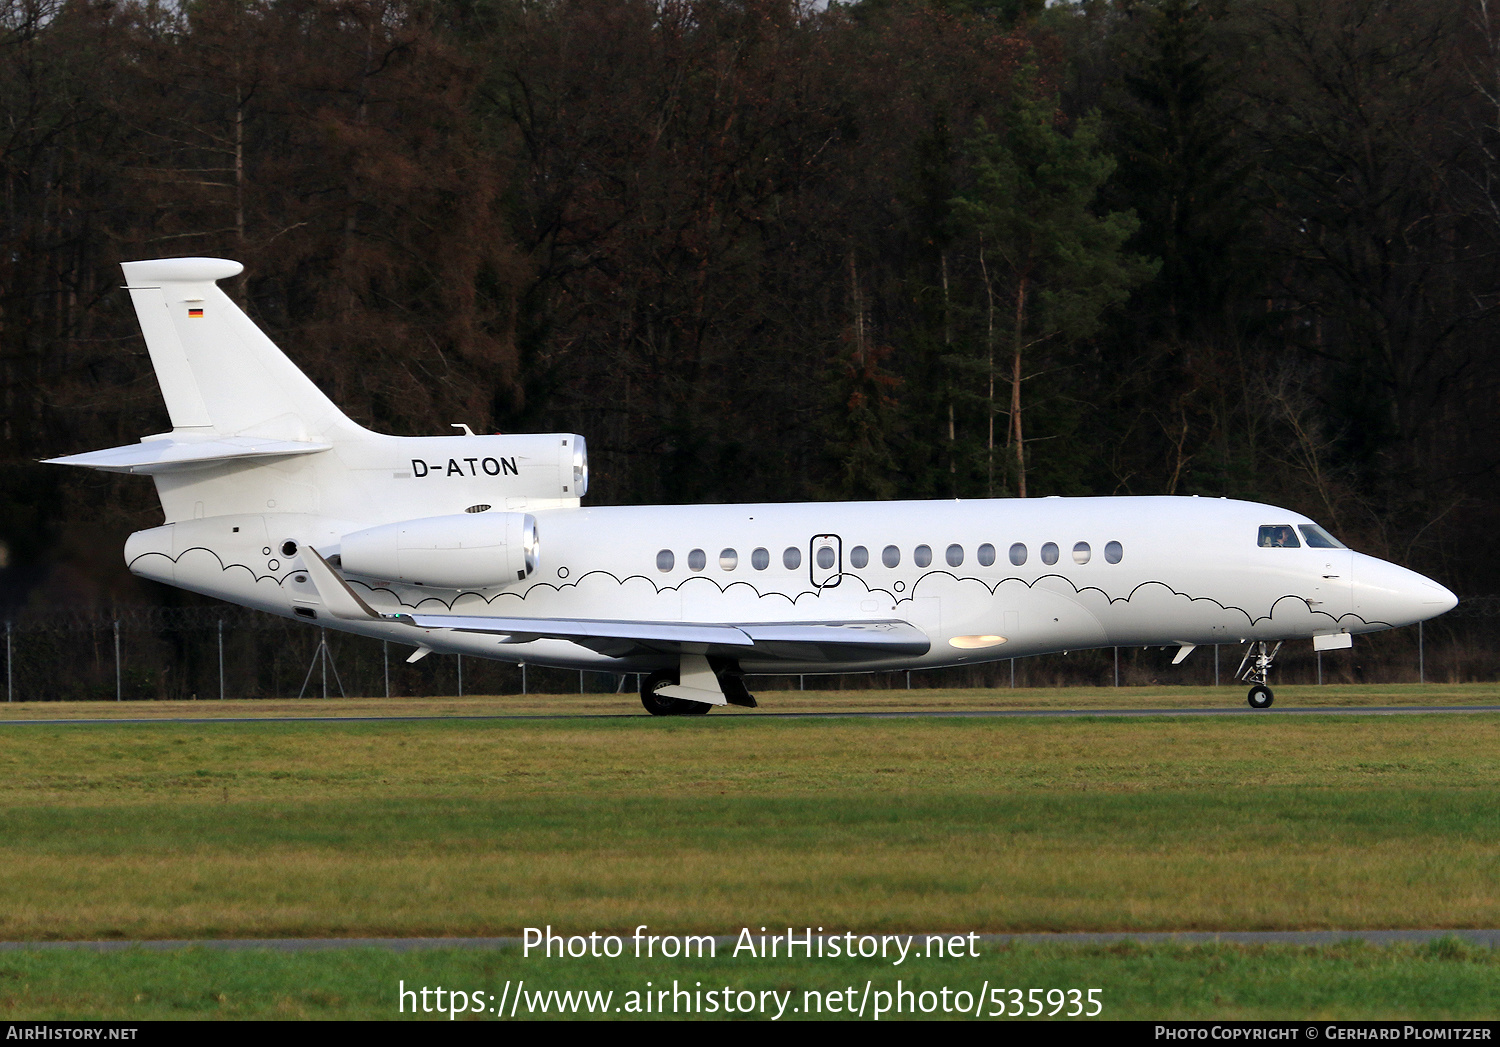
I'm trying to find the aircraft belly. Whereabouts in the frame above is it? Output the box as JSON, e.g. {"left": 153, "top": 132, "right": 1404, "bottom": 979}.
{"left": 983, "top": 583, "right": 1108, "bottom": 657}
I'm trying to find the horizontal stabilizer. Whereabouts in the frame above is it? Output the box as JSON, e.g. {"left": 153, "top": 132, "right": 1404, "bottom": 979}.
{"left": 45, "top": 435, "right": 330, "bottom": 474}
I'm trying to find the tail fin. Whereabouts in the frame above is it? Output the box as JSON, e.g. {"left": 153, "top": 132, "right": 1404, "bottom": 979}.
{"left": 119, "top": 257, "right": 355, "bottom": 440}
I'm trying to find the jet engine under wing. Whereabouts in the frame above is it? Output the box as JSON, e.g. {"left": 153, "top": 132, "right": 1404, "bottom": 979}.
{"left": 404, "top": 613, "right": 932, "bottom": 661}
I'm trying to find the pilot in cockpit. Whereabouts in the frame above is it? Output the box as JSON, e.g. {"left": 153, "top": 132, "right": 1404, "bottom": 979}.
{"left": 1258, "top": 525, "right": 1299, "bottom": 548}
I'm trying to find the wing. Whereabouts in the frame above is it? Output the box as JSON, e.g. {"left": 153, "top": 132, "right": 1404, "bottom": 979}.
{"left": 300, "top": 545, "right": 930, "bottom": 661}
{"left": 405, "top": 613, "right": 930, "bottom": 660}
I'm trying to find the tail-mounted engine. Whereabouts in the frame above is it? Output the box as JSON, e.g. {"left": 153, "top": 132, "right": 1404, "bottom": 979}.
{"left": 340, "top": 512, "right": 539, "bottom": 588}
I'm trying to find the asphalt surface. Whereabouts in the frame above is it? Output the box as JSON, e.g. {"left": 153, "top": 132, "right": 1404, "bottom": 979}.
{"left": 0, "top": 704, "right": 1497, "bottom": 725}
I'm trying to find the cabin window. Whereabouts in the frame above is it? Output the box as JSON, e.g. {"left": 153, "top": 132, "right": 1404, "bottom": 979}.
{"left": 1258, "top": 525, "right": 1301, "bottom": 548}
{"left": 882, "top": 545, "right": 901, "bottom": 568}
{"left": 783, "top": 547, "right": 802, "bottom": 569}
{"left": 946, "top": 544, "right": 964, "bottom": 567}
{"left": 1073, "top": 542, "right": 1091, "bottom": 564}
{"left": 688, "top": 548, "right": 707, "bottom": 571}
{"left": 1009, "top": 543, "right": 1027, "bottom": 566}
{"left": 719, "top": 548, "right": 738, "bottom": 570}
{"left": 656, "top": 550, "right": 675, "bottom": 572}
{"left": 816, "top": 545, "right": 836, "bottom": 569}
{"left": 978, "top": 543, "right": 996, "bottom": 567}
{"left": 1041, "top": 542, "right": 1059, "bottom": 565}
{"left": 1298, "top": 524, "right": 1346, "bottom": 549}
{"left": 752, "top": 547, "right": 770, "bottom": 570}
{"left": 1105, "top": 541, "right": 1123, "bottom": 564}
{"left": 850, "top": 545, "right": 869, "bottom": 568}
{"left": 914, "top": 545, "right": 932, "bottom": 568}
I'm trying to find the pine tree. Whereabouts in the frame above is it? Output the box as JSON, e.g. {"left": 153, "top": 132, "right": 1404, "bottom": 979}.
{"left": 953, "top": 63, "right": 1157, "bottom": 497}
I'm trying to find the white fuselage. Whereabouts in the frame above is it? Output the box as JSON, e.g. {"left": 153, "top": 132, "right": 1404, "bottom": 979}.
{"left": 122, "top": 494, "right": 1454, "bottom": 675}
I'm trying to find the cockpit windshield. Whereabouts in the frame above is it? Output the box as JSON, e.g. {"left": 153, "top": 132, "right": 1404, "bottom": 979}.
{"left": 1298, "top": 523, "right": 1346, "bottom": 549}
{"left": 1258, "top": 523, "right": 1348, "bottom": 549}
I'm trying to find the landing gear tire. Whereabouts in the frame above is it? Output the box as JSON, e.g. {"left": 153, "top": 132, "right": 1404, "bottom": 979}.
{"left": 639, "top": 670, "right": 712, "bottom": 716}
{"left": 1247, "top": 684, "right": 1274, "bottom": 710}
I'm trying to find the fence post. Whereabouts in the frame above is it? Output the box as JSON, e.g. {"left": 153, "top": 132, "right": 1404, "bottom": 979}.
{"left": 458, "top": 654, "right": 464, "bottom": 698}
{"left": 521, "top": 663, "right": 527, "bottom": 695}
{"left": 5, "top": 620, "right": 10, "bottom": 702}
{"left": 1113, "top": 646, "right": 1120, "bottom": 687}
{"left": 1418, "top": 620, "right": 1424, "bottom": 684}
{"left": 114, "top": 619, "right": 121, "bottom": 702}
{"left": 1010, "top": 657, "right": 1015, "bottom": 689}
{"left": 383, "top": 641, "right": 390, "bottom": 699}
{"left": 218, "top": 619, "right": 224, "bottom": 700}
{"left": 1214, "top": 645, "right": 1219, "bottom": 687}
{"left": 1317, "top": 651, "right": 1322, "bottom": 686}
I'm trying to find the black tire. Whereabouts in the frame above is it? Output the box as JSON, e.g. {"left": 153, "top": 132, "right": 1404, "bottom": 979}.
{"left": 639, "top": 670, "right": 713, "bottom": 716}
{"left": 1247, "top": 684, "right": 1274, "bottom": 710}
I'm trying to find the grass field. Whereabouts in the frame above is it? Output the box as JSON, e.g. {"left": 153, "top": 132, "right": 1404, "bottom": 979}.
{"left": 0, "top": 680, "right": 1494, "bottom": 719}
{"left": 0, "top": 685, "right": 1494, "bottom": 1019}
{"left": 2, "top": 940, "right": 1497, "bottom": 1020}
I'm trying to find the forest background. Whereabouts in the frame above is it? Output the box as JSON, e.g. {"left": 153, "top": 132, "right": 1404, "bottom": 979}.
{"left": 3, "top": 0, "right": 1499, "bottom": 696}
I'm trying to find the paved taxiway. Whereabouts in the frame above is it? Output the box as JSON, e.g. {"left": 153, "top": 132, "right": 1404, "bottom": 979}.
{"left": 0, "top": 704, "right": 1497, "bottom": 726}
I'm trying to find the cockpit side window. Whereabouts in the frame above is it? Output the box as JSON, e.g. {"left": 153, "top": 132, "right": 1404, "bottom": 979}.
{"left": 1258, "top": 524, "right": 1301, "bottom": 548}
{"left": 1298, "top": 524, "right": 1346, "bottom": 549}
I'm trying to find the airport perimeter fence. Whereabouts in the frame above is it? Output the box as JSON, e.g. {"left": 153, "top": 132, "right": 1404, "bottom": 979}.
{"left": 2, "top": 598, "right": 1499, "bottom": 703}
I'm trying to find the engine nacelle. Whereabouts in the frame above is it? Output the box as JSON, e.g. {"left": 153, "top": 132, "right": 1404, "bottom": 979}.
{"left": 340, "top": 512, "right": 539, "bottom": 588}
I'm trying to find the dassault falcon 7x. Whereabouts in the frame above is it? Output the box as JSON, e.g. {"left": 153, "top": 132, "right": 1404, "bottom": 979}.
{"left": 48, "top": 258, "right": 1458, "bottom": 713}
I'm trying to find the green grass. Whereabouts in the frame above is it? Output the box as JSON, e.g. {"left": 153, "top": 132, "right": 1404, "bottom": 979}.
{"left": 0, "top": 700, "right": 1496, "bottom": 1018}
{"left": 0, "top": 681, "right": 1494, "bottom": 720}
{"left": 2, "top": 940, "right": 1497, "bottom": 1019}
{"left": 0, "top": 715, "right": 1496, "bottom": 937}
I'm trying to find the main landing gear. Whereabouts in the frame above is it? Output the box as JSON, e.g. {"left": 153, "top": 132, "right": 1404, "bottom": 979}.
{"left": 1235, "top": 641, "right": 1282, "bottom": 710}
{"left": 639, "top": 660, "right": 759, "bottom": 716}
{"left": 640, "top": 671, "right": 712, "bottom": 716}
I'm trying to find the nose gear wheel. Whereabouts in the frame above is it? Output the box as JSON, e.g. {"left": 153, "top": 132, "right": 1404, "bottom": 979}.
{"left": 1236, "top": 641, "right": 1281, "bottom": 710}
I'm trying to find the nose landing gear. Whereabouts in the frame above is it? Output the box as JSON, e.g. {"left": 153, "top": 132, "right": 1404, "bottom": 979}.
{"left": 1236, "top": 641, "right": 1281, "bottom": 709}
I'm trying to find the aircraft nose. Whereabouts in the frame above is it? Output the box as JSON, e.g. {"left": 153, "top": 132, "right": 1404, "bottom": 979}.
{"left": 1421, "top": 580, "right": 1459, "bottom": 615}
{"left": 1352, "top": 554, "right": 1458, "bottom": 627}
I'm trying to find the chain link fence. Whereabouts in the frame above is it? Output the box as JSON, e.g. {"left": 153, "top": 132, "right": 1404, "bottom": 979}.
{"left": 1, "top": 600, "right": 1495, "bottom": 702}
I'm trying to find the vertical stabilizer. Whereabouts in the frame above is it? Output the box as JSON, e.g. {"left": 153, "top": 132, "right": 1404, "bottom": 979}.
{"left": 120, "top": 257, "right": 357, "bottom": 440}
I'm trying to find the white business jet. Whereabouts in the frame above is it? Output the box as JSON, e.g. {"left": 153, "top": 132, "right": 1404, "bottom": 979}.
{"left": 47, "top": 258, "right": 1457, "bottom": 713}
